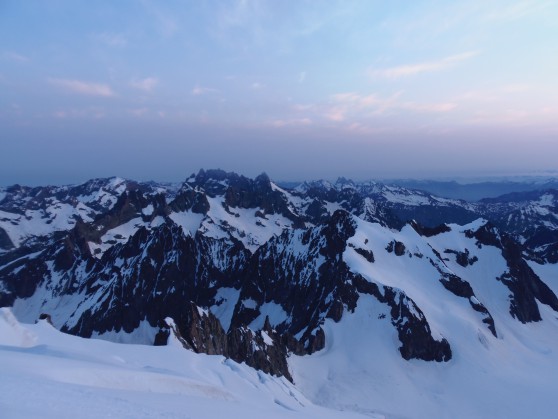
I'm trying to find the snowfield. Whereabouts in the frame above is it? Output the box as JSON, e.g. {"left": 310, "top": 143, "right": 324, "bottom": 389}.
{"left": 0, "top": 308, "right": 367, "bottom": 419}
{"left": 290, "top": 293, "right": 558, "bottom": 419}
{"left": 4, "top": 294, "right": 558, "bottom": 419}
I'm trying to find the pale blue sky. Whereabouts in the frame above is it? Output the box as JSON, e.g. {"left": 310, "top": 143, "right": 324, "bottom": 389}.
{"left": 1, "top": 0, "right": 557, "bottom": 185}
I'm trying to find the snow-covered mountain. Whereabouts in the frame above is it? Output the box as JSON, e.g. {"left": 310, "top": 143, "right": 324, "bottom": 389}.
{"left": 0, "top": 177, "right": 178, "bottom": 251}
{"left": 479, "top": 189, "right": 558, "bottom": 262}
{"left": 2, "top": 169, "right": 558, "bottom": 418}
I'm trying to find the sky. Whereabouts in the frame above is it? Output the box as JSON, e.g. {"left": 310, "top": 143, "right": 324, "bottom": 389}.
{"left": 1, "top": 0, "right": 558, "bottom": 185}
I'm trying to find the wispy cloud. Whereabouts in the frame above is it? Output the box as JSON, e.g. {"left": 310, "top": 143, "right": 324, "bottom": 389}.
{"left": 251, "top": 82, "right": 264, "bottom": 89}
{"left": 323, "top": 92, "right": 456, "bottom": 121}
{"left": 271, "top": 118, "right": 312, "bottom": 127}
{"left": 157, "top": 14, "right": 178, "bottom": 37}
{"left": 483, "top": 0, "right": 554, "bottom": 21}
{"left": 52, "top": 107, "right": 106, "bottom": 119}
{"left": 328, "top": 92, "right": 401, "bottom": 119}
{"left": 403, "top": 102, "right": 457, "bottom": 112}
{"left": 95, "top": 32, "right": 128, "bottom": 47}
{"left": 3, "top": 51, "right": 29, "bottom": 62}
{"left": 325, "top": 108, "right": 346, "bottom": 122}
{"left": 128, "top": 107, "right": 149, "bottom": 117}
{"left": 142, "top": 1, "right": 178, "bottom": 37}
{"left": 298, "top": 71, "right": 307, "bottom": 83}
{"left": 216, "top": 0, "right": 265, "bottom": 38}
{"left": 213, "top": 0, "right": 349, "bottom": 53}
{"left": 500, "top": 83, "right": 531, "bottom": 93}
{"left": 130, "top": 77, "right": 159, "bottom": 92}
{"left": 346, "top": 122, "right": 396, "bottom": 135}
{"left": 48, "top": 78, "right": 115, "bottom": 97}
{"left": 369, "top": 51, "right": 479, "bottom": 79}
{"left": 192, "top": 85, "right": 219, "bottom": 95}
{"left": 457, "top": 84, "right": 533, "bottom": 103}
{"left": 292, "top": 104, "right": 314, "bottom": 112}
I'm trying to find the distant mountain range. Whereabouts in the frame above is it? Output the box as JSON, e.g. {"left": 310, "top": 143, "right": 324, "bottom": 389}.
{"left": 387, "top": 178, "right": 558, "bottom": 201}
{"left": 276, "top": 177, "right": 558, "bottom": 202}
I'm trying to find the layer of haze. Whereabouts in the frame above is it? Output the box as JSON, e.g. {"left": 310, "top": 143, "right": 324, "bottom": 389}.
{"left": 1, "top": 0, "right": 557, "bottom": 185}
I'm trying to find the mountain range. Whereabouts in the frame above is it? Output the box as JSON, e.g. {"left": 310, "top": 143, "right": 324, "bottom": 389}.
{"left": 2, "top": 169, "right": 558, "bottom": 418}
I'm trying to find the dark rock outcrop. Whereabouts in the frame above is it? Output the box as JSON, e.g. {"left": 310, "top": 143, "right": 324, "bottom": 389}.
{"left": 352, "top": 275, "right": 452, "bottom": 362}
{"left": 439, "top": 273, "right": 497, "bottom": 337}
{"left": 410, "top": 221, "right": 452, "bottom": 237}
{"left": 0, "top": 227, "right": 14, "bottom": 250}
{"left": 386, "top": 240, "right": 406, "bottom": 256}
{"left": 443, "top": 248, "right": 478, "bottom": 267}
{"left": 155, "top": 306, "right": 294, "bottom": 381}
{"left": 468, "top": 224, "right": 558, "bottom": 322}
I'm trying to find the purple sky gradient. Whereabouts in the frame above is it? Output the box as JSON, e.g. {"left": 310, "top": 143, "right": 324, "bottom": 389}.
{"left": 1, "top": 1, "right": 557, "bottom": 185}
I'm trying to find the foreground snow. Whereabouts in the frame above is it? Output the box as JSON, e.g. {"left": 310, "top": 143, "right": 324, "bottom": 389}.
{"left": 3, "top": 286, "right": 558, "bottom": 419}
{"left": 0, "top": 308, "right": 367, "bottom": 419}
{"left": 290, "top": 289, "right": 558, "bottom": 419}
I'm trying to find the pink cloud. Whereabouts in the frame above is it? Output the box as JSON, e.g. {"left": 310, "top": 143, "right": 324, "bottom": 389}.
{"left": 369, "top": 51, "right": 479, "bottom": 79}
{"left": 130, "top": 77, "right": 159, "bottom": 92}
{"left": 49, "top": 78, "right": 115, "bottom": 97}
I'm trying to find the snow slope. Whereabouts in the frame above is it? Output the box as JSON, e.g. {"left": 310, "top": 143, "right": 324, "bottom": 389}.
{"left": 290, "top": 294, "right": 558, "bottom": 419}
{"left": 200, "top": 196, "right": 294, "bottom": 252}
{"left": 289, "top": 219, "right": 558, "bottom": 419}
{"left": 527, "top": 261, "right": 558, "bottom": 301}
{"left": 0, "top": 308, "right": 368, "bottom": 419}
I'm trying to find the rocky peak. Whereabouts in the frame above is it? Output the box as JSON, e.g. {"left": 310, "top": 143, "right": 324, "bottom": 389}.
{"left": 188, "top": 169, "right": 247, "bottom": 196}
{"left": 410, "top": 220, "right": 452, "bottom": 237}
{"left": 320, "top": 210, "right": 357, "bottom": 259}
{"left": 154, "top": 302, "right": 294, "bottom": 381}
{"left": 169, "top": 188, "right": 210, "bottom": 214}
{"left": 335, "top": 176, "right": 356, "bottom": 190}
{"left": 254, "top": 172, "right": 271, "bottom": 186}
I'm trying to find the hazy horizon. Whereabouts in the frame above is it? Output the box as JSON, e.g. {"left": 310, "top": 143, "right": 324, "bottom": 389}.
{"left": 2, "top": 1, "right": 557, "bottom": 185}
{"left": 2, "top": 166, "right": 558, "bottom": 189}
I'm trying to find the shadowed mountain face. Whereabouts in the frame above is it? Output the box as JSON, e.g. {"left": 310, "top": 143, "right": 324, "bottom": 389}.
{"left": 1, "top": 170, "right": 558, "bottom": 380}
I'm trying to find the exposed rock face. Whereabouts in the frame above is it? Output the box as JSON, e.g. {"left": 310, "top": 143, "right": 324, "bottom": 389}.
{"left": 232, "top": 210, "right": 451, "bottom": 363}
{"left": 0, "top": 223, "right": 95, "bottom": 308}
{"left": 179, "top": 303, "right": 228, "bottom": 355}
{"left": 386, "top": 240, "right": 406, "bottom": 256}
{"left": 411, "top": 221, "right": 452, "bottom": 237}
{"left": 444, "top": 248, "right": 478, "bottom": 267}
{"left": 351, "top": 275, "right": 452, "bottom": 362}
{"left": 62, "top": 223, "right": 250, "bottom": 339}
{"left": 226, "top": 324, "right": 292, "bottom": 381}
{"left": 350, "top": 244, "right": 375, "bottom": 262}
{"left": 231, "top": 211, "right": 358, "bottom": 350}
{"left": 38, "top": 313, "right": 54, "bottom": 325}
{"left": 0, "top": 227, "right": 14, "bottom": 251}
{"left": 467, "top": 224, "right": 558, "bottom": 323}
{"left": 438, "top": 273, "right": 497, "bottom": 337}
{"left": 155, "top": 307, "right": 293, "bottom": 380}
{"left": 168, "top": 189, "right": 210, "bottom": 214}
{"left": 190, "top": 169, "right": 305, "bottom": 228}
{"left": 154, "top": 317, "right": 192, "bottom": 349}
